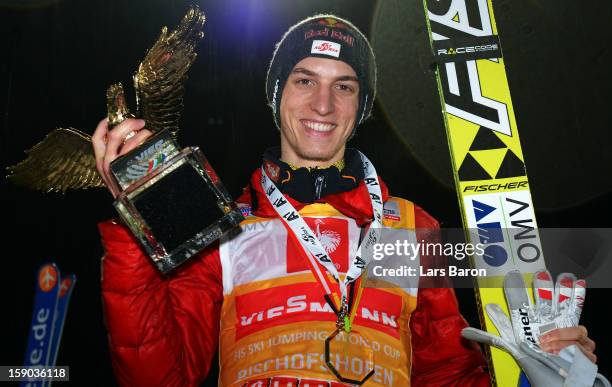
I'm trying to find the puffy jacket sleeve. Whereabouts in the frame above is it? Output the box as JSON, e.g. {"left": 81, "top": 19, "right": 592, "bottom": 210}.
{"left": 410, "top": 205, "right": 491, "bottom": 386}
{"left": 99, "top": 220, "right": 223, "bottom": 387}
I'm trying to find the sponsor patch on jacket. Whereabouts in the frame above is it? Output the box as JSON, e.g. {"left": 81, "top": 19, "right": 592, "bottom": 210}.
{"left": 311, "top": 40, "right": 341, "bottom": 57}
{"left": 235, "top": 283, "right": 402, "bottom": 340}
{"left": 263, "top": 160, "right": 281, "bottom": 183}
{"left": 244, "top": 376, "right": 353, "bottom": 387}
{"left": 383, "top": 201, "right": 401, "bottom": 222}
{"left": 239, "top": 205, "right": 252, "bottom": 218}
{"left": 286, "top": 217, "right": 349, "bottom": 273}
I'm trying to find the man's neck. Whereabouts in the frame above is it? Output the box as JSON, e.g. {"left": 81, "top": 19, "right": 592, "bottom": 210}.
{"left": 261, "top": 147, "right": 363, "bottom": 204}
{"left": 284, "top": 158, "right": 345, "bottom": 171}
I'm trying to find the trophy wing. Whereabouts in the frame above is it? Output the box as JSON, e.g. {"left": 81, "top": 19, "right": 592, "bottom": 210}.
{"left": 134, "top": 5, "right": 205, "bottom": 134}
{"left": 6, "top": 127, "right": 104, "bottom": 192}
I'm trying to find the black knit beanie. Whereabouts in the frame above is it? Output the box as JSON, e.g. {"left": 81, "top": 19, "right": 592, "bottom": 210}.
{"left": 265, "top": 15, "right": 376, "bottom": 136}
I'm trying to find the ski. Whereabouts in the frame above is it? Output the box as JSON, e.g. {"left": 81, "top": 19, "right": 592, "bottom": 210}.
{"left": 22, "top": 263, "right": 61, "bottom": 387}
{"left": 422, "top": 0, "right": 546, "bottom": 385}
{"left": 44, "top": 274, "right": 76, "bottom": 387}
{"left": 22, "top": 263, "right": 75, "bottom": 386}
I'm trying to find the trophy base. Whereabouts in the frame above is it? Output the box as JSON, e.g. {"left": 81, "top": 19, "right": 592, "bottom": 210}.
{"left": 146, "top": 206, "right": 243, "bottom": 273}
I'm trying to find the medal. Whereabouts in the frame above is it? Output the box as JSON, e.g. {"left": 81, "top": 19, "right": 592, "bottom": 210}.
{"left": 261, "top": 152, "right": 383, "bottom": 385}
{"left": 324, "top": 282, "right": 375, "bottom": 385}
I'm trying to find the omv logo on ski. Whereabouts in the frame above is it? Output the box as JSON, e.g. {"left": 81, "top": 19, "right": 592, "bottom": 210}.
{"left": 471, "top": 193, "right": 542, "bottom": 268}
{"left": 126, "top": 139, "right": 167, "bottom": 180}
{"left": 472, "top": 199, "right": 508, "bottom": 267}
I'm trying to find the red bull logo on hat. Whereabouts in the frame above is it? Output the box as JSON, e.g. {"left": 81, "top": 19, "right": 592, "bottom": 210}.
{"left": 317, "top": 17, "right": 348, "bottom": 29}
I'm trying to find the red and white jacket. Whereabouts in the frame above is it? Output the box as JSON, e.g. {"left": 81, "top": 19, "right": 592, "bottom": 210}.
{"left": 99, "top": 166, "right": 490, "bottom": 386}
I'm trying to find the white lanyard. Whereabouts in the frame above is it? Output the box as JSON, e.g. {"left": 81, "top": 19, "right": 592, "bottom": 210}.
{"left": 260, "top": 151, "right": 384, "bottom": 323}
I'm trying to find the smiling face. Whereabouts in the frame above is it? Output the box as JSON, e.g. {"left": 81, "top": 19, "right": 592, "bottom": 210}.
{"left": 279, "top": 57, "right": 360, "bottom": 168}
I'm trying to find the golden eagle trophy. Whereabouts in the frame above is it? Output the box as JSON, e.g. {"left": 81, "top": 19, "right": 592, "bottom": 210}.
{"left": 7, "top": 6, "right": 244, "bottom": 273}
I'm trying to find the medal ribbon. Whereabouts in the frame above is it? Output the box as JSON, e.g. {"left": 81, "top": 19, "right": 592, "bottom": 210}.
{"left": 260, "top": 151, "right": 384, "bottom": 330}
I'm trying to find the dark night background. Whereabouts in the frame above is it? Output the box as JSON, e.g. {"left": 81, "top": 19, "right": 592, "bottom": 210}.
{"left": 1, "top": 0, "right": 610, "bottom": 385}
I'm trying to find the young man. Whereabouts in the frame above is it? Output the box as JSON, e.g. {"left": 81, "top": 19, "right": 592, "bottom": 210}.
{"left": 92, "top": 15, "right": 595, "bottom": 386}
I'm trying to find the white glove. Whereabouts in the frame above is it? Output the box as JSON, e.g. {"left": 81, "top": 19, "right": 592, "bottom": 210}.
{"left": 461, "top": 270, "right": 609, "bottom": 387}
{"left": 503, "top": 270, "right": 585, "bottom": 345}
